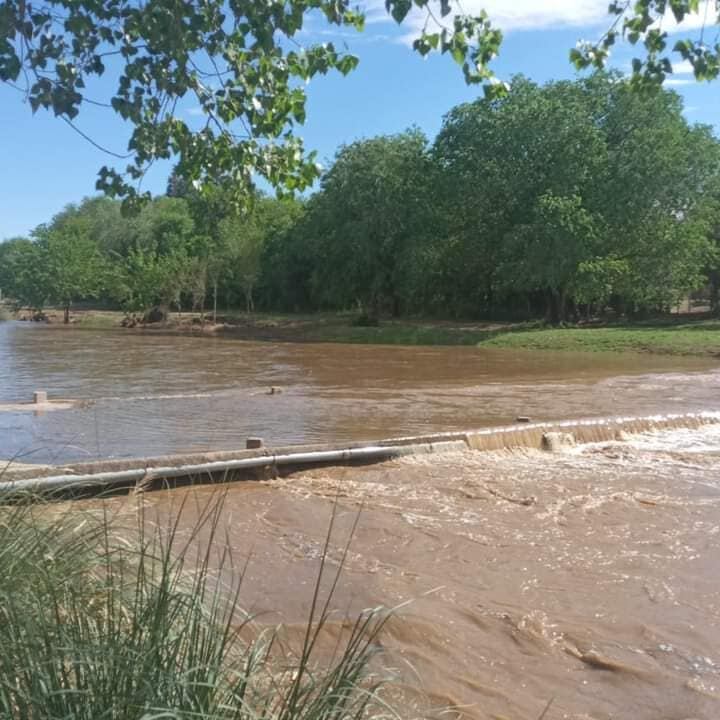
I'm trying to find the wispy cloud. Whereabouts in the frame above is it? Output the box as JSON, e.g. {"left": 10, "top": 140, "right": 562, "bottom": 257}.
{"left": 665, "top": 78, "right": 695, "bottom": 86}
{"left": 672, "top": 60, "right": 695, "bottom": 75}
{"left": 297, "top": 26, "right": 393, "bottom": 44}
{"left": 359, "top": 0, "right": 718, "bottom": 46}
{"left": 186, "top": 106, "right": 205, "bottom": 117}
{"left": 362, "top": 0, "right": 611, "bottom": 45}
{"left": 658, "top": 1, "right": 718, "bottom": 33}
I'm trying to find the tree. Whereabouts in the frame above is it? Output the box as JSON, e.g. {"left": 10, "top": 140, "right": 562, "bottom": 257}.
{"left": 4, "top": 2, "right": 715, "bottom": 208}
{"left": 306, "top": 131, "right": 434, "bottom": 318}
{"left": 34, "top": 216, "right": 107, "bottom": 322}
{"left": 585, "top": 77, "right": 720, "bottom": 313}
{"left": 127, "top": 197, "right": 196, "bottom": 258}
{"left": 184, "top": 185, "right": 235, "bottom": 324}
{"left": 0, "top": 0, "right": 504, "bottom": 208}
{"left": 257, "top": 201, "right": 313, "bottom": 313}
{"left": 0, "top": 237, "right": 48, "bottom": 310}
{"left": 116, "top": 197, "right": 197, "bottom": 317}
{"left": 120, "top": 247, "right": 190, "bottom": 319}
{"left": 432, "top": 73, "right": 720, "bottom": 321}
{"left": 3, "top": 71, "right": 719, "bottom": 325}
{"left": 220, "top": 197, "right": 301, "bottom": 314}
{"left": 433, "top": 76, "right": 606, "bottom": 319}
{"left": 499, "top": 194, "right": 600, "bottom": 324}
{"left": 166, "top": 168, "right": 191, "bottom": 200}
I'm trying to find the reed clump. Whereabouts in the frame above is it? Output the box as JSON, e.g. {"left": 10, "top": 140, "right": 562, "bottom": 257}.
{"left": 0, "top": 492, "right": 395, "bottom": 720}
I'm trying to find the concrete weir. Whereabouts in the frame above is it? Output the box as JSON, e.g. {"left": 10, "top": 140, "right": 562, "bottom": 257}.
{"left": 1, "top": 411, "right": 718, "bottom": 498}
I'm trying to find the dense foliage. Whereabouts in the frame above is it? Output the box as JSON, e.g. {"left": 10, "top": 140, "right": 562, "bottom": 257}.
{"left": 2, "top": 75, "right": 719, "bottom": 324}
{"left": 0, "top": 0, "right": 505, "bottom": 207}
{"left": 1, "top": 1, "right": 717, "bottom": 204}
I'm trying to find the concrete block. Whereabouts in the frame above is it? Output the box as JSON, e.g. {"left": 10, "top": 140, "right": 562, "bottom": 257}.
{"left": 542, "top": 432, "right": 576, "bottom": 453}
{"left": 33, "top": 391, "right": 48, "bottom": 405}
{"left": 246, "top": 437, "right": 264, "bottom": 450}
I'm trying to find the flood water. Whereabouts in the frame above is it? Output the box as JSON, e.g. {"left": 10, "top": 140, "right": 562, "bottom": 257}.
{"left": 1, "top": 321, "right": 719, "bottom": 463}
{"left": 89, "top": 423, "right": 720, "bottom": 720}
{"left": 4, "top": 320, "right": 720, "bottom": 718}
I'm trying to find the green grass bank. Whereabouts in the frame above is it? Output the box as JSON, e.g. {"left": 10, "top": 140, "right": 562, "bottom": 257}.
{"left": 231, "top": 314, "right": 720, "bottom": 357}
{"left": 479, "top": 320, "right": 720, "bottom": 356}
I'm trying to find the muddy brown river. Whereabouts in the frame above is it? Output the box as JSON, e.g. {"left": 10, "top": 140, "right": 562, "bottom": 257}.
{"left": 3, "top": 321, "right": 720, "bottom": 718}
{"left": 87, "top": 424, "right": 720, "bottom": 720}
{"left": 1, "top": 321, "right": 719, "bottom": 464}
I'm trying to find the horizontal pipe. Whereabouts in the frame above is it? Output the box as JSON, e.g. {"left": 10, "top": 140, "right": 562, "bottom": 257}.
{"left": 0, "top": 443, "right": 461, "bottom": 496}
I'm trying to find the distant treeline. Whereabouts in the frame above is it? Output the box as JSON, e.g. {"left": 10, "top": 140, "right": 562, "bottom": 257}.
{"left": 2, "top": 74, "right": 720, "bottom": 324}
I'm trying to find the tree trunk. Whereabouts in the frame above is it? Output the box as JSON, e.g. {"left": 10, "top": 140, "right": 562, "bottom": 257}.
{"left": 391, "top": 294, "right": 400, "bottom": 318}
{"left": 709, "top": 271, "right": 719, "bottom": 315}
{"left": 370, "top": 293, "right": 380, "bottom": 322}
{"left": 545, "top": 289, "right": 566, "bottom": 325}
{"left": 63, "top": 304, "right": 70, "bottom": 324}
{"left": 544, "top": 290, "right": 555, "bottom": 324}
{"left": 213, "top": 280, "right": 218, "bottom": 324}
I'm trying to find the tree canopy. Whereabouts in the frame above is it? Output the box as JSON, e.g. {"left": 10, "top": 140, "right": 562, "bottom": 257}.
{"left": 1, "top": 1, "right": 718, "bottom": 205}
{"left": 3, "top": 74, "right": 718, "bottom": 324}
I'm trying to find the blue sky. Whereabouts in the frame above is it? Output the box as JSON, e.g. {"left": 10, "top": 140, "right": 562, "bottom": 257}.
{"left": 1, "top": 0, "right": 718, "bottom": 239}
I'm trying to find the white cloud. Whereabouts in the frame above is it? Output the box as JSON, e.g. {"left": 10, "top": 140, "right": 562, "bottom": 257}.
{"left": 658, "top": 1, "right": 718, "bottom": 33}
{"left": 444, "top": 0, "right": 607, "bottom": 32}
{"left": 665, "top": 78, "right": 695, "bottom": 85}
{"left": 364, "top": 0, "right": 609, "bottom": 33}
{"left": 672, "top": 60, "right": 695, "bottom": 75}
{"left": 360, "top": 0, "right": 718, "bottom": 45}
{"left": 186, "top": 106, "right": 205, "bottom": 117}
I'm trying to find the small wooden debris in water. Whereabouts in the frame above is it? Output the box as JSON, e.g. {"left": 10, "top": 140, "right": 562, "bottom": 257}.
{"left": 565, "top": 645, "right": 647, "bottom": 677}
{"left": 484, "top": 484, "right": 536, "bottom": 506}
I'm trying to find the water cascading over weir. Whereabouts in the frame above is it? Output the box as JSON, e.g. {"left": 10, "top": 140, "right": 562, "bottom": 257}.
{"left": 1, "top": 411, "right": 718, "bottom": 499}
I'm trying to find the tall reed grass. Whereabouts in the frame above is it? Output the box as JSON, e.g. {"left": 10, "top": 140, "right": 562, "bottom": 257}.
{"left": 0, "top": 490, "right": 395, "bottom": 720}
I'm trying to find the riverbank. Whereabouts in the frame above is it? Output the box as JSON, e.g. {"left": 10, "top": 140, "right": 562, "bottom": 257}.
{"left": 11, "top": 308, "right": 720, "bottom": 356}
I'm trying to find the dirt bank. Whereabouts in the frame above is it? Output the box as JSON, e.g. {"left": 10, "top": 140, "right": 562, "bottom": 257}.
{"left": 13, "top": 308, "right": 720, "bottom": 355}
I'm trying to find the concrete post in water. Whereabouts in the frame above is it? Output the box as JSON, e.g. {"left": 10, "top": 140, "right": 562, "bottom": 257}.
{"left": 246, "top": 437, "right": 264, "bottom": 450}
{"left": 516, "top": 416, "right": 531, "bottom": 423}
{"left": 33, "top": 391, "right": 48, "bottom": 405}
{"left": 542, "top": 432, "right": 576, "bottom": 453}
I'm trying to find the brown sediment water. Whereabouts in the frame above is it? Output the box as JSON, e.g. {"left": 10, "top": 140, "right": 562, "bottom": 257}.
{"left": 78, "top": 423, "right": 720, "bottom": 720}
{"left": 5, "top": 321, "right": 720, "bottom": 718}
{"left": 1, "top": 322, "right": 720, "bottom": 464}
